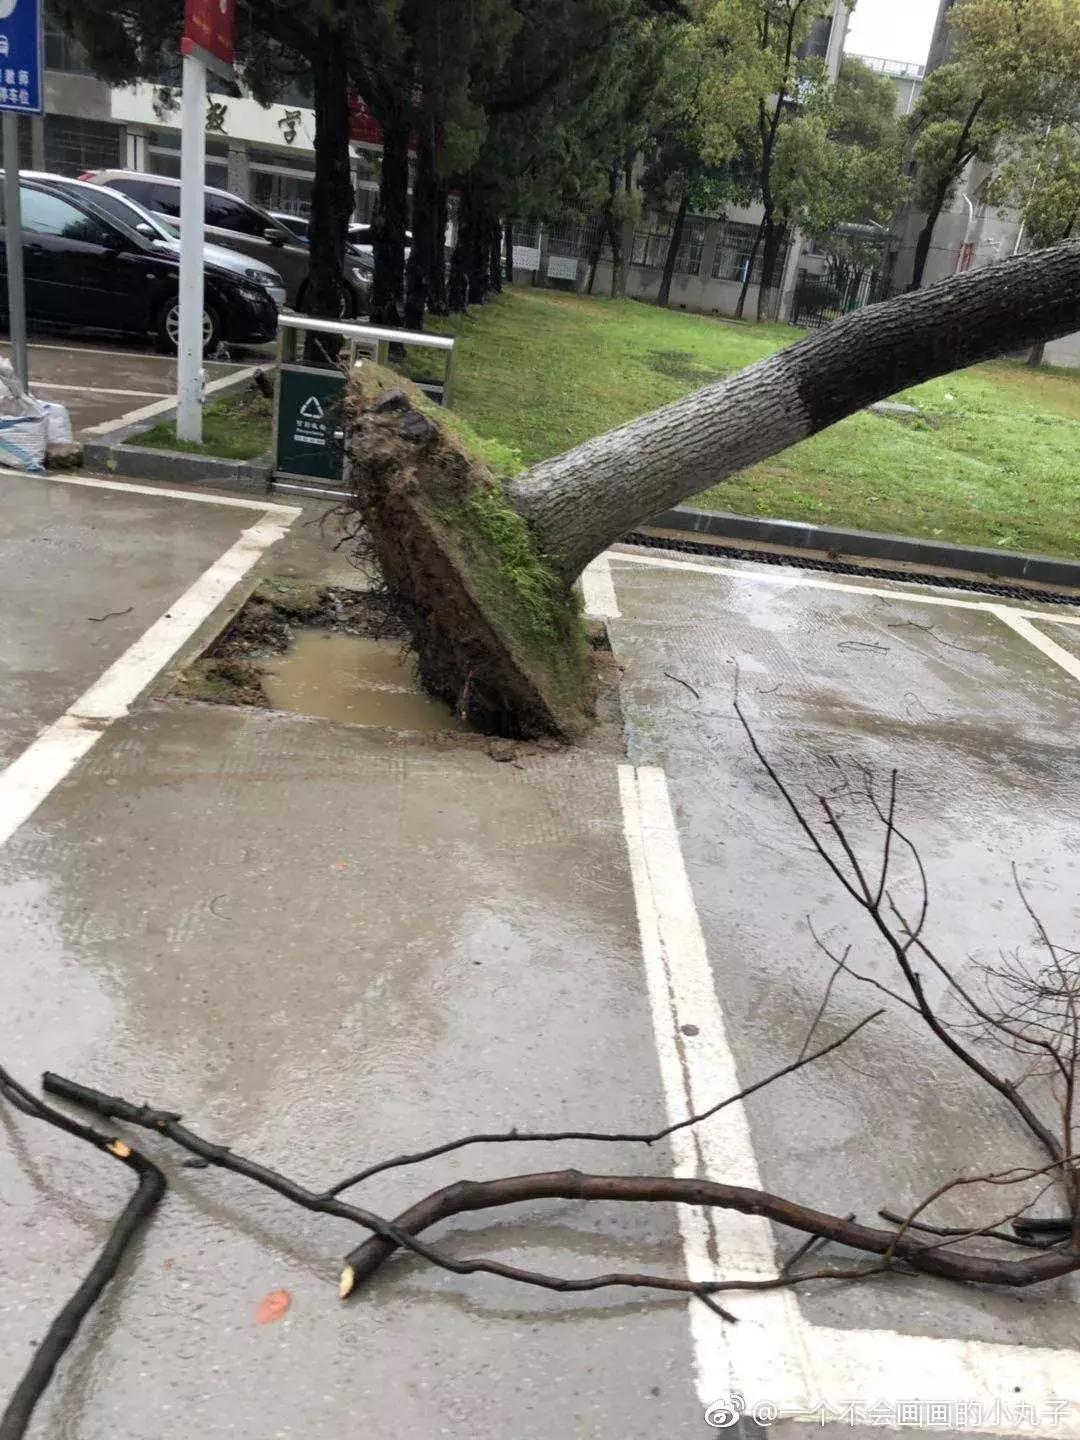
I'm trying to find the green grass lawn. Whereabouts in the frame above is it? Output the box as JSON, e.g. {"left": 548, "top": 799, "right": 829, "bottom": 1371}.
{"left": 422, "top": 287, "right": 1080, "bottom": 558}
{"left": 131, "top": 387, "right": 273, "bottom": 460}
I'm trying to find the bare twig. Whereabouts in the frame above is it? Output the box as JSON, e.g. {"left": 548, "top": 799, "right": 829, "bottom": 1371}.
{"left": 326, "top": 1010, "right": 882, "bottom": 1196}
{"left": 0, "top": 1068, "right": 166, "bottom": 1440}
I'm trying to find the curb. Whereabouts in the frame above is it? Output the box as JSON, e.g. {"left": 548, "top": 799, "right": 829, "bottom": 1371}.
{"left": 81, "top": 368, "right": 272, "bottom": 495}
{"left": 650, "top": 505, "right": 1080, "bottom": 592}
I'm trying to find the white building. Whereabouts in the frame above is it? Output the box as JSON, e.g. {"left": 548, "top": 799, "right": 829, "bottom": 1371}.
{"left": 27, "top": 11, "right": 379, "bottom": 220}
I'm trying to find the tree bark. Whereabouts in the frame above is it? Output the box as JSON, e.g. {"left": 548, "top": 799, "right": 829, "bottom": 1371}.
{"left": 448, "top": 187, "right": 476, "bottom": 313}
{"left": 504, "top": 220, "right": 515, "bottom": 286}
{"left": 468, "top": 199, "right": 490, "bottom": 305}
{"left": 303, "top": 25, "right": 353, "bottom": 362}
{"left": 1027, "top": 341, "right": 1046, "bottom": 367}
{"left": 404, "top": 120, "right": 440, "bottom": 332}
{"left": 756, "top": 215, "right": 786, "bottom": 323}
{"left": 911, "top": 198, "right": 945, "bottom": 291}
{"left": 369, "top": 111, "right": 411, "bottom": 330}
{"left": 508, "top": 241, "right": 1080, "bottom": 584}
{"left": 735, "top": 218, "right": 765, "bottom": 321}
{"left": 489, "top": 220, "right": 503, "bottom": 294}
{"left": 656, "top": 191, "right": 688, "bottom": 310}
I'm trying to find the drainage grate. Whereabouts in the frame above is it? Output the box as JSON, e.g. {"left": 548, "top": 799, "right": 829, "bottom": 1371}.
{"left": 623, "top": 531, "right": 1080, "bottom": 610}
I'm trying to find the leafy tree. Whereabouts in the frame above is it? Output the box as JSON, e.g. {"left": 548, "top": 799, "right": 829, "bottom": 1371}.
{"left": 777, "top": 57, "right": 906, "bottom": 241}
{"left": 53, "top": 0, "right": 405, "bottom": 342}
{"left": 698, "top": 0, "right": 835, "bottom": 320}
{"left": 907, "top": 0, "right": 1080, "bottom": 289}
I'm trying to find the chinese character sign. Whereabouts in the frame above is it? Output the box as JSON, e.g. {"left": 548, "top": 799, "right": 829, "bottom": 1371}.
{"left": 182, "top": 0, "right": 236, "bottom": 81}
{"left": 0, "top": 0, "right": 43, "bottom": 116}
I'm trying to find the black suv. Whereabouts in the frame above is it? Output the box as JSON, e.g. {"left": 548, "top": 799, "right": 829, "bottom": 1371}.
{"left": 0, "top": 176, "right": 279, "bottom": 352}
{"left": 85, "top": 171, "right": 373, "bottom": 318}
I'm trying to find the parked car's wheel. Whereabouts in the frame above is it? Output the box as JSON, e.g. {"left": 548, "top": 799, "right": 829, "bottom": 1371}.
{"left": 154, "top": 297, "right": 222, "bottom": 355}
{"left": 296, "top": 278, "right": 355, "bottom": 320}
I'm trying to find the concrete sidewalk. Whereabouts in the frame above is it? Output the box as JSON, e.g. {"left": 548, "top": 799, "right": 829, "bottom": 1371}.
{"left": 3, "top": 474, "right": 1080, "bottom": 1438}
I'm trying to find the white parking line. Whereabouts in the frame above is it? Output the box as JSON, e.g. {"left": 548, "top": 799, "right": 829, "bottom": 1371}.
{"left": 0, "top": 509, "right": 295, "bottom": 849}
{"left": 619, "top": 762, "right": 1080, "bottom": 1437}
{"left": 2, "top": 339, "right": 242, "bottom": 367}
{"left": 33, "top": 382, "right": 165, "bottom": 399}
{"left": 581, "top": 555, "right": 621, "bottom": 618}
{"left": 81, "top": 364, "right": 263, "bottom": 436}
{"left": 40, "top": 472, "right": 300, "bottom": 515}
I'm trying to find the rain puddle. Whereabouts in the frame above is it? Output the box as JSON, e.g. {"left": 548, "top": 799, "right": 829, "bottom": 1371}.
{"left": 261, "top": 629, "right": 469, "bottom": 733}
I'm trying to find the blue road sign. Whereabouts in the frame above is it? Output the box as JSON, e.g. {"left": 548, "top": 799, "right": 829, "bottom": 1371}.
{"left": 0, "top": 0, "right": 43, "bottom": 117}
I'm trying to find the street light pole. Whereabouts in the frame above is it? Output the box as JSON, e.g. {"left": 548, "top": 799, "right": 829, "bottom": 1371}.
{"left": 2, "top": 112, "right": 28, "bottom": 390}
{"left": 177, "top": 51, "right": 206, "bottom": 444}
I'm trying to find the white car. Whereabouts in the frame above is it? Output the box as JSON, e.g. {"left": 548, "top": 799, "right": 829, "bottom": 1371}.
{"left": 25, "top": 172, "right": 288, "bottom": 310}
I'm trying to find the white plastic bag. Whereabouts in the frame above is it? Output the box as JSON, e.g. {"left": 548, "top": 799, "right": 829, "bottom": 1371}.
{"left": 41, "top": 401, "right": 73, "bottom": 446}
{"left": 0, "top": 414, "right": 47, "bottom": 473}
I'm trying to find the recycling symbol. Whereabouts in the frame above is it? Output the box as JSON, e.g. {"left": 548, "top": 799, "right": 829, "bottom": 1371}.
{"left": 299, "top": 396, "right": 324, "bottom": 420}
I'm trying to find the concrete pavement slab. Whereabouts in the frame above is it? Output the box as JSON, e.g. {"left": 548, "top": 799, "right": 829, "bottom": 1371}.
{"left": 609, "top": 550, "right": 1080, "bottom": 1354}
{"left": 0, "top": 704, "right": 706, "bottom": 1440}
{"left": 0, "top": 474, "right": 256, "bottom": 764}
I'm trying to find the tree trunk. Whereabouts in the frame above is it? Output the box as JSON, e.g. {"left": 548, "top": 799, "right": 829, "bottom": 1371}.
{"left": 347, "top": 241, "right": 1080, "bottom": 738}
{"left": 432, "top": 185, "right": 449, "bottom": 315}
{"left": 369, "top": 111, "right": 411, "bottom": 330}
{"left": 911, "top": 199, "right": 945, "bottom": 291}
{"left": 735, "top": 216, "right": 766, "bottom": 321}
{"left": 508, "top": 242, "right": 1080, "bottom": 585}
{"left": 756, "top": 216, "right": 786, "bottom": 323}
{"left": 404, "top": 120, "right": 439, "bottom": 332}
{"left": 303, "top": 25, "right": 352, "bottom": 363}
{"left": 656, "top": 192, "right": 688, "bottom": 309}
{"left": 504, "top": 219, "right": 515, "bottom": 285}
{"left": 489, "top": 221, "right": 503, "bottom": 294}
{"left": 468, "top": 202, "right": 490, "bottom": 304}
{"left": 448, "top": 187, "right": 475, "bottom": 313}
{"left": 1027, "top": 341, "right": 1046, "bottom": 367}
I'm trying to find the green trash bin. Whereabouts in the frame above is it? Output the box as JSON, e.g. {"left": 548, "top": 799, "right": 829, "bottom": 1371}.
{"left": 273, "top": 364, "right": 347, "bottom": 485}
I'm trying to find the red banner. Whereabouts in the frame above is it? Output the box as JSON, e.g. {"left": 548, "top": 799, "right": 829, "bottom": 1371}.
{"left": 348, "top": 95, "right": 382, "bottom": 146}
{"left": 182, "top": 0, "right": 236, "bottom": 80}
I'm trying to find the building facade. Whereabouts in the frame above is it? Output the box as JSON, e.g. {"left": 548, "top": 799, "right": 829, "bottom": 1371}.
{"left": 26, "top": 10, "right": 379, "bottom": 220}
{"left": 522, "top": 0, "right": 852, "bottom": 322}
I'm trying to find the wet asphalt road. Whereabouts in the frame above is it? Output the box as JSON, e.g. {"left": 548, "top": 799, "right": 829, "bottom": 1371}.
{"left": 2, "top": 475, "right": 1080, "bottom": 1438}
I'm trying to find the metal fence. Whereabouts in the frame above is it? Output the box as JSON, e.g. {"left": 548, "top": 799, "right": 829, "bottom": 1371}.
{"left": 792, "top": 266, "right": 893, "bottom": 328}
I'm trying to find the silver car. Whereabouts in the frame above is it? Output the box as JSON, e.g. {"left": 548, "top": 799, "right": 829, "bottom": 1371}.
{"left": 25, "top": 172, "right": 288, "bottom": 309}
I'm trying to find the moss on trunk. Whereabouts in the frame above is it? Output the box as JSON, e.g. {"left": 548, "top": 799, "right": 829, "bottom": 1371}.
{"left": 343, "top": 364, "right": 594, "bottom": 740}
{"left": 344, "top": 365, "right": 593, "bottom": 737}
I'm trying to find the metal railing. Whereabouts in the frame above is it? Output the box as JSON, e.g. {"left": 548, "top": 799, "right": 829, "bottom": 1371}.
{"left": 275, "top": 313, "right": 455, "bottom": 407}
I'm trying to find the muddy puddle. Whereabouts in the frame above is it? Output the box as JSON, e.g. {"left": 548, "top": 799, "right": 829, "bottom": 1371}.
{"left": 261, "top": 629, "right": 470, "bottom": 733}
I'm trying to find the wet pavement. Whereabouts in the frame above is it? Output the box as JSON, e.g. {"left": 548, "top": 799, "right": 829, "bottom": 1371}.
{"left": 0, "top": 338, "right": 264, "bottom": 436}
{"left": 2, "top": 479, "right": 1080, "bottom": 1438}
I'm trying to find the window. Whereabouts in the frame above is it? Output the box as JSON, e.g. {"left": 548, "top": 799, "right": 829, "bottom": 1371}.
{"left": 711, "top": 221, "right": 763, "bottom": 283}
{"left": 205, "top": 192, "right": 270, "bottom": 236}
{"left": 72, "top": 186, "right": 167, "bottom": 239}
{"left": 45, "top": 19, "right": 93, "bottom": 75}
{"left": 632, "top": 221, "right": 705, "bottom": 274}
{"left": 20, "top": 188, "right": 112, "bottom": 245}
{"left": 43, "top": 118, "right": 122, "bottom": 177}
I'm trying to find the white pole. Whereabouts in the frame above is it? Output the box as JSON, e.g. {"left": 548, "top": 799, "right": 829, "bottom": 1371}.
{"left": 177, "top": 52, "right": 206, "bottom": 444}
{"left": 2, "top": 112, "right": 28, "bottom": 390}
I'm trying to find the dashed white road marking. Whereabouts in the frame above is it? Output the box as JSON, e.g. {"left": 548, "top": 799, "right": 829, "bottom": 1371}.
{"left": 619, "top": 762, "right": 1080, "bottom": 1437}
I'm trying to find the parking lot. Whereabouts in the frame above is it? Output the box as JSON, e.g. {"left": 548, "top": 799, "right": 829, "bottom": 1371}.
{"left": 0, "top": 336, "right": 272, "bottom": 437}
{"left": 3, "top": 476, "right": 1080, "bottom": 1437}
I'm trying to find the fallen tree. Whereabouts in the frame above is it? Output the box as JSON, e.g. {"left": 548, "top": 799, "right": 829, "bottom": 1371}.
{"left": 344, "top": 239, "right": 1080, "bottom": 737}
{"left": 6, "top": 718, "right": 1080, "bottom": 1436}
